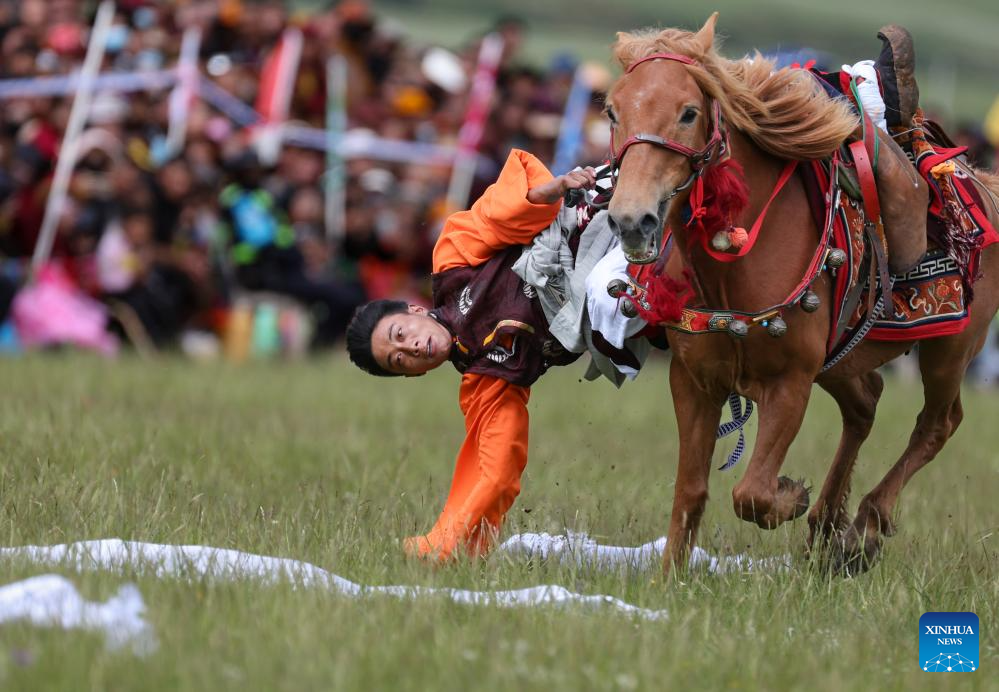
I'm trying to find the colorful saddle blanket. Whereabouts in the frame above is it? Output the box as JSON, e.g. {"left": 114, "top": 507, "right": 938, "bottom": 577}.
{"left": 867, "top": 247, "right": 972, "bottom": 340}
{"left": 816, "top": 144, "right": 999, "bottom": 347}
{"left": 870, "top": 149, "right": 997, "bottom": 340}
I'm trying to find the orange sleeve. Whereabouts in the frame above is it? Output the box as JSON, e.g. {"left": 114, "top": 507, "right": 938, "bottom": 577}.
{"left": 405, "top": 373, "right": 530, "bottom": 561}
{"left": 432, "top": 149, "right": 562, "bottom": 272}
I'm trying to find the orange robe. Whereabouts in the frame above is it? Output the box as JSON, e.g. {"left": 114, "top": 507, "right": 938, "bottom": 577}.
{"left": 405, "top": 150, "right": 562, "bottom": 561}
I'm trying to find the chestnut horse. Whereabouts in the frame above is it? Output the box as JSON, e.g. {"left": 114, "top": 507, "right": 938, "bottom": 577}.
{"left": 605, "top": 15, "right": 999, "bottom": 575}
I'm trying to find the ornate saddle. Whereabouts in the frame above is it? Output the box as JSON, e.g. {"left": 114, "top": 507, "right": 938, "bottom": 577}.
{"left": 817, "top": 117, "right": 999, "bottom": 360}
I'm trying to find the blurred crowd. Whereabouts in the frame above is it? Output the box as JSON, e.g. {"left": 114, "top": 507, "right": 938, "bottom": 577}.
{"left": 0, "top": 0, "right": 996, "bottom": 374}
{"left": 0, "top": 0, "right": 611, "bottom": 354}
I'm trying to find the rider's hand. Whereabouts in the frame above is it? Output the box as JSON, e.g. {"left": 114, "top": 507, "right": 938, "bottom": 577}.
{"left": 526, "top": 167, "right": 597, "bottom": 205}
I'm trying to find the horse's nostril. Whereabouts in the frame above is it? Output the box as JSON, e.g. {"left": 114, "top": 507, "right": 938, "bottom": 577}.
{"left": 608, "top": 214, "right": 620, "bottom": 235}
{"left": 639, "top": 212, "right": 660, "bottom": 237}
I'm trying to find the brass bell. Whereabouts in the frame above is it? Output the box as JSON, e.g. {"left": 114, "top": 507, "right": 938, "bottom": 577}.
{"left": 711, "top": 231, "right": 732, "bottom": 251}
{"left": 826, "top": 248, "right": 847, "bottom": 269}
{"left": 620, "top": 299, "right": 639, "bottom": 318}
{"left": 727, "top": 319, "right": 749, "bottom": 338}
{"left": 766, "top": 316, "right": 787, "bottom": 337}
{"left": 607, "top": 278, "right": 628, "bottom": 298}
{"left": 800, "top": 290, "right": 821, "bottom": 313}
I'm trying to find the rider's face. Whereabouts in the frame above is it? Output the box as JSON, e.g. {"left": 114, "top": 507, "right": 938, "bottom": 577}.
{"left": 371, "top": 306, "right": 452, "bottom": 376}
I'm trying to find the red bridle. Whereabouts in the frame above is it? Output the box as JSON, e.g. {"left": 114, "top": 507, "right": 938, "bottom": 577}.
{"left": 609, "top": 52, "right": 728, "bottom": 192}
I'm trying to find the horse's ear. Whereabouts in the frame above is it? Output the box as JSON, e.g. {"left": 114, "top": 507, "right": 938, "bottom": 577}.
{"left": 614, "top": 30, "right": 633, "bottom": 50}
{"left": 694, "top": 12, "right": 719, "bottom": 53}
{"left": 613, "top": 31, "right": 636, "bottom": 67}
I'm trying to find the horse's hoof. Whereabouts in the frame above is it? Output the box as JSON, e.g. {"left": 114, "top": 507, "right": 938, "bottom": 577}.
{"left": 807, "top": 509, "right": 850, "bottom": 555}
{"left": 763, "top": 476, "right": 811, "bottom": 528}
{"left": 831, "top": 527, "right": 884, "bottom": 577}
{"left": 778, "top": 476, "right": 811, "bottom": 521}
{"left": 747, "top": 477, "right": 811, "bottom": 529}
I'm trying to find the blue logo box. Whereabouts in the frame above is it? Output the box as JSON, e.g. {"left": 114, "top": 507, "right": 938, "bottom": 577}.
{"left": 919, "top": 612, "right": 979, "bottom": 672}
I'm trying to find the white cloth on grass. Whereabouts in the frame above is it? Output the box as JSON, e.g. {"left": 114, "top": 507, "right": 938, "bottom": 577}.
{"left": 500, "top": 532, "right": 791, "bottom": 574}
{"left": 0, "top": 534, "right": 789, "bottom": 630}
{"left": 0, "top": 574, "right": 155, "bottom": 655}
{"left": 1, "top": 537, "right": 665, "bottom": 622}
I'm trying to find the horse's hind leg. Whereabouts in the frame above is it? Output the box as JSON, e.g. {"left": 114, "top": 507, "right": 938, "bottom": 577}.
{"left": 838, "top": 250, "right": 999, "bottom": 574}
{"left": 809, "top": 371, "right": 884, "bottom": 547}
{"left": 837, "top": 341, "right": 972, "bottom": 574}
{"left": 731, "top": 376, "right": 813, "bottom": 529}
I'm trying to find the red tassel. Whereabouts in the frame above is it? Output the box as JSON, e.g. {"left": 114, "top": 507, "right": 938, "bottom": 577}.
{"left": 624, "top": 160, "right": 747, "bottom": 324}
{"left": 697, "top": 158, "right": 749, "bottom": 240}
{"left": 628, "top": 271, "right": 695, "bottom": 324}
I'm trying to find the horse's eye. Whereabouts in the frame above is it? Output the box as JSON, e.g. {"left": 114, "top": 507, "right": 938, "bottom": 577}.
{"left": 605, "top": 108, "right": 617, "bottom": 125}
{"left": 679, "top": 108, "right": 698, "bottom": 125}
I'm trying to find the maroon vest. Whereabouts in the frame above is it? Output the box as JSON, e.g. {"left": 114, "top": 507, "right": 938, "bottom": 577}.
{"left": 431, "top": 247, "right": 580, "bottom": 387}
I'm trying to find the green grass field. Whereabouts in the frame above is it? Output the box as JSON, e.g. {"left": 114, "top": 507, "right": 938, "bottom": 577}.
{"left": 373, "top": 0, "right": 999, "bottom": 123}
{"left": 0, "top": 354, "right": 996, "bottom": 690}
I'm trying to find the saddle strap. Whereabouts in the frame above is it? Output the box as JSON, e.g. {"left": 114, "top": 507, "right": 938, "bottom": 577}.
{"left": 848, "top": 138, "right": 881, "bottom": 223}
{"left": 848, "top": 130, "right": 893, "bottom": 318}
{"left": 821, "top": 294, "right": 886, "bottom": 372}
{"left": 832, "top": 236, "right": 871, "bottom": 345}
{"left": 865, "top": 221, "right": 894, "bottom": 320}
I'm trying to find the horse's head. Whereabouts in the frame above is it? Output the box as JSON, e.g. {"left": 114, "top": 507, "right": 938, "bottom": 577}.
{"left": 606, "top": 14, "right": 724, "bottom": 264}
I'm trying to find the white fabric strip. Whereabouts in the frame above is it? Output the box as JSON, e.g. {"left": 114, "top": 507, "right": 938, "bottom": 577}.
{"left": 0, "top": 534, "right": 789, "bottom": 642}
{"left": 500, "top": 532, "right": 790, "bottom": 574}
{"left": 0, "top": 574, "right": 155, "bottom": 654}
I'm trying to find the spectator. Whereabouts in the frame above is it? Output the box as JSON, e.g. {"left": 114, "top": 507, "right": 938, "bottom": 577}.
{"left": 0, "top": 1, "right": 646, "bottom": 356}
{"left": 219, "top": 149, "right": 364, "bottom": 348}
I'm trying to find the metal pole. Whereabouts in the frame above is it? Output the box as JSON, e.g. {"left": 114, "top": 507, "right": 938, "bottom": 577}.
{"left": 324, "top": 55, "right": 347, "bottom": 244}
{"left": 30, "top": 0, "right": 116, "bottom": 276}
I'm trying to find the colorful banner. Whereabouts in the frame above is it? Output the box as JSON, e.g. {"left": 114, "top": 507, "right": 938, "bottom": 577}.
{"left": 0, "top": 69, "right": 177, "bottom": 100}
{"left": 31, "top": 0, "right": 115, "bottom": 275}
{"left": 164, "top": 27, "right": 202, "bottom": 157}
{"left": 253, "top": 27, "right": 303, "bottom": 165}
{"left": 0, "top": 41, "right": 481, "bottom": 169}
{"left": 445, "top": 33, "right": 504, "bottom": 211}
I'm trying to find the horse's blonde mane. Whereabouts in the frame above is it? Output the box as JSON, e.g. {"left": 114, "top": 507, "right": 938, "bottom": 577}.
{"left": 611, "top": 26, "right": 859, "bottom": 160}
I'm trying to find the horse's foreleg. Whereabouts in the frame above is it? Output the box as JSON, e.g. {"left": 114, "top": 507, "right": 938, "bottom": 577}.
{"left": 731, "top": 376, "right": 813, "bottom": 529}
{"left": 809, "top": 371, "right": 884, "bottom": 547}
{"left": 873, "top": 128, "right": 928, "bottom": 274}
{"left": 663, "top": 359, "right": 723, "bottom": 577}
